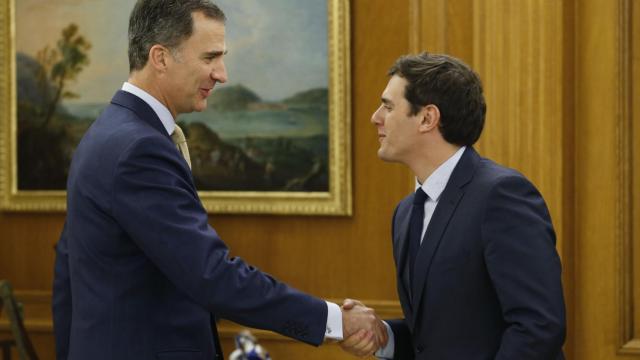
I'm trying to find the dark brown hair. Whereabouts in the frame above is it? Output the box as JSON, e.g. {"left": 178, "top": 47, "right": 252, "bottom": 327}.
{"left": 389, "top": 52, "right": 486, "bottom": 146}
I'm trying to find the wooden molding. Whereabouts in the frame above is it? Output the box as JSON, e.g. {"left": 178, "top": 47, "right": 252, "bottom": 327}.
{"left": 618, "top": 0, "right": 640, "bottom": 354}
{"left": 408, "top": 0, "right": 447, "bottom": 54}
{"left": 408, "top": 0, "right": 421, "bottom": 53}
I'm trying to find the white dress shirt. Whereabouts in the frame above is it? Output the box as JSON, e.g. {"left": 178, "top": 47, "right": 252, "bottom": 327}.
{"left": 120, "top": 82, "right": 344, "bottom": 340}
{"left": 376, "top": 146, "right": 466, "bottom": 359}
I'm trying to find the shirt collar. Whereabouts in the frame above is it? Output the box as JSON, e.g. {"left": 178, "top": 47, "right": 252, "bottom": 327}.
{"left": 121, "top": 82, "right": 175, "bottom": 135}
{"left": 416, "top": 146, "right": 467, "bottom": 201}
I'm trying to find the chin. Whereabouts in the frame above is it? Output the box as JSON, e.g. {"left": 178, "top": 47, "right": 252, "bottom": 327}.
{"left": 377, "top": 149, "right": 394, "bottom": 162}
{"left": 378, "top": 147, "right": 405, "bottom": 163}
{"left": 193, "top": 102, "right": 207, "bottom": 112}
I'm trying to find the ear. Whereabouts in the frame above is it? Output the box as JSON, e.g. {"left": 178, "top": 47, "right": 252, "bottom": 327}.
{"left": 418, "top": 104, "right": 441, "bottom": 133}
{"left": 148, "top": 44, "right": 171, "bottom": 72}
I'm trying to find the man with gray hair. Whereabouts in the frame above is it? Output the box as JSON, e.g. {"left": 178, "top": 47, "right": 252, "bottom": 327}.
{"left": 52, "top": 1, "right": 386, "bottom": 359}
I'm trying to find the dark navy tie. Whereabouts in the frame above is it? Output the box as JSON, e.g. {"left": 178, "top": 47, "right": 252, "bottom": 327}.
{"left": 408, "top": 188, "right": 428, "bottom": 284}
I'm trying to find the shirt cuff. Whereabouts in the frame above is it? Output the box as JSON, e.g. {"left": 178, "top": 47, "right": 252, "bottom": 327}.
{"left": 324, "top": 301, "right": 343, "bottom": 340}
{"left": 375, "top": 321, "right": 395, "bottom": 359}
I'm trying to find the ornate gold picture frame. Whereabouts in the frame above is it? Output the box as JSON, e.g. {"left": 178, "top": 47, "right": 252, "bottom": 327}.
{"left": 0, "top": 0, "right": 351, "bottom": 215}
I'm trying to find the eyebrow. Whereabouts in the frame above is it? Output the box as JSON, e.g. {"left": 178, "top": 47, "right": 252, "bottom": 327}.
{"left": 381, "top": 97, "right": 393, "bottom": 106}
{"left": 203, "top": 49, "right": 228, "bottom": 57}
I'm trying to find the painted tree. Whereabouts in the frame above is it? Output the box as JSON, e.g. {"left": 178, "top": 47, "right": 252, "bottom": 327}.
{"left": 36, "top": 23, "right": 91, "bottom": 128}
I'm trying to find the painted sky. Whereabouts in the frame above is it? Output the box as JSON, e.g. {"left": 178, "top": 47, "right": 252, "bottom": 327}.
{"left": 16, "top": 0, "right": 328, "bottom": 104}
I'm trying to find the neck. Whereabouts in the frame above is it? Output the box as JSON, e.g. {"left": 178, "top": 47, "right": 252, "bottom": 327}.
{"left": 409, "top": 142, "right": 462, "bottom": 184}
{"left": 128, "top": 71, "right": 177, "bottom": 119}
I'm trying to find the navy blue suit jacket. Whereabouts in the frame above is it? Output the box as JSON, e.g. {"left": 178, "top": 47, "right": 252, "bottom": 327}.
{"left": 387, "top": 147, "right": 566, "bottom": 360}
{"left": 52, "top": 91, "right": 327, "bottom": 360}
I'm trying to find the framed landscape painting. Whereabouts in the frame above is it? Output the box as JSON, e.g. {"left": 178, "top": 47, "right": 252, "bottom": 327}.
{"left": 0, "top": 0, "right": 351, "bottom": 215}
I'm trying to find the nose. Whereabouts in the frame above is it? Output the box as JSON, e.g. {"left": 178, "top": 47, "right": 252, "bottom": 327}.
{"left": 212, "top": 59, "right": 228, "bottom": 84}
{"left": 371, "top": 106, "right": 383, "bottom": 125}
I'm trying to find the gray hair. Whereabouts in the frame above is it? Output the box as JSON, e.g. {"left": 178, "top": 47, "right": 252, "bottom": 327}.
{"left": 128, "top": 0, "right": 226, "bottom": 72}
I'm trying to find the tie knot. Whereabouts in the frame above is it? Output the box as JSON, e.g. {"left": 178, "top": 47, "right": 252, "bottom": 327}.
{"left": 171, "top": 125, "right": 186, "bottom": 145}
{"left": 413, "top": 188, "right": 428, "bottom": 205}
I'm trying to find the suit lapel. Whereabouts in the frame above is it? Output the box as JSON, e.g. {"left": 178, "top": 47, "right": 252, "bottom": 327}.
{"left": 394, "top": 203, "right": 412, "bottom": 280}
{"left": 410, "top": 147, "right": 480, "bottom": 324}
{"left": 110, "top": 90, "right": 172, "bottom": 142}
{"left": 392, "top": 201, "right": 414, "bottom": 323}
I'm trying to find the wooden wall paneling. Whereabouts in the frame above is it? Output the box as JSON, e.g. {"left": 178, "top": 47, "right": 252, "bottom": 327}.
{"left": 620, "top": 0, "right": 640, "bottom": 354}
{"left": 339, "top": 0, "right": 413, "bottom": 302}
{"left": 632, "top": 0, "right": 640, "bottom": 349}
{"left": 444, "top": 0, "right": 474, "bottom": 65}
{"left": 409, "top": 0, "right": 474, "bottom": 64}
{"left": 574, "top": 0, "right": 640, "bottom": 357}
{"left": 351, "top": 0, "right": 416, "bottom": 246}
{"left": 561, "top": 0, "right": 576, "bottom": 358}
{"left": 472, "top": 0, "right": 566, "bottom": 257}
{"left": 0, "top": 214, "right": 64, "bottom": 290}
{"left": 618, "top": 0, "right": 633, "bottom": 351}
{"left": 472, "top": 1, "right": 573, "bottom": 357}
{"left": 409, "top": 0, "right": 446, "bottom": 54}
{"left": 574, "top": 0, "right": 618, "bottom": 354}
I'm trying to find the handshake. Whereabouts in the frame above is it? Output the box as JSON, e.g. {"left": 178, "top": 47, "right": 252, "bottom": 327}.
{"left": 339, "top": 299, "right": 388, "bottom": 358}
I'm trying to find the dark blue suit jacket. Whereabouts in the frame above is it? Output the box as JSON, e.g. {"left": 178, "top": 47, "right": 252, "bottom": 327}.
{"left": 387, "top": 147, "right": 565, "bottom": 360}
{"left": 52, "top": 91, "right": 327, "bottom": 360}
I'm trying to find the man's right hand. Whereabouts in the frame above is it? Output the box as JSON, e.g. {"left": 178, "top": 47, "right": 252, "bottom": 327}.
{"left": 340, "top": 299, "right": 388, "bottom": 357}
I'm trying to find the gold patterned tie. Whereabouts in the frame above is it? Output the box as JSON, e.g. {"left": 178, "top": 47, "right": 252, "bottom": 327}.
{"left": 171, "top": 125, "right": 192, "bottom": 169}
